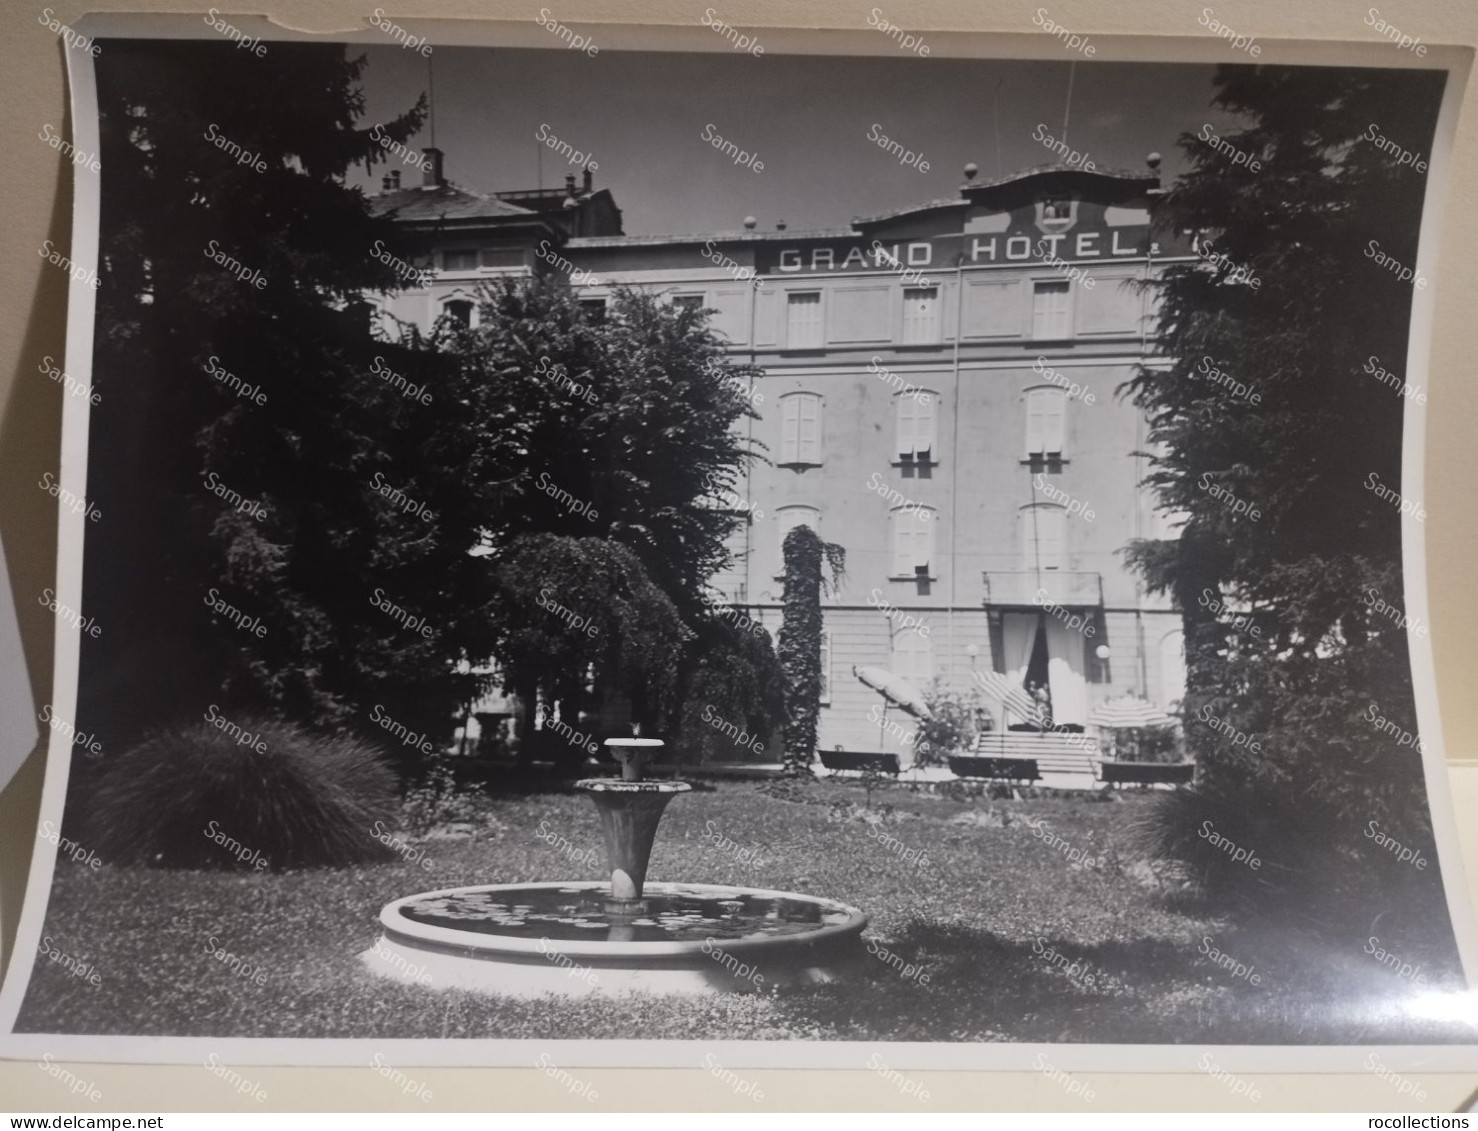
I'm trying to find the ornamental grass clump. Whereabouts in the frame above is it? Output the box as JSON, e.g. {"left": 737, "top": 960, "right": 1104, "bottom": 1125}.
{"left": 89, "top": 718, "right": 398, "bottom": 870}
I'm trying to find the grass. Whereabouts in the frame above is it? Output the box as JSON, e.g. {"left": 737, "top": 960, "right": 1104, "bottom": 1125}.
{"left": 16, "top": 779, "right": 1474, "bottom": 1043}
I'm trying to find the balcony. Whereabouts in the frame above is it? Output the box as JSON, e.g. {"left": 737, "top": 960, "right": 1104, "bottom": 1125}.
{"left": 982, "top": 570, "right": 1103, "bottom": 607}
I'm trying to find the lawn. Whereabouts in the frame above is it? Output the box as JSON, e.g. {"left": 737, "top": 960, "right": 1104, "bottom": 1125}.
{"left": 15, "top": 778, "right": 1473, "bottom": 1043}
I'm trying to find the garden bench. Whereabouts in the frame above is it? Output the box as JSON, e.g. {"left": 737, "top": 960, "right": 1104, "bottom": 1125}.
{"left": 1095, "top": 759, "right": 1195, "bottom": 787}
{"left": 946, "top": 755, "right": 1042, "bottom": 783}
{"left": 818, "top": 750, "right": 902, "bottom": 776}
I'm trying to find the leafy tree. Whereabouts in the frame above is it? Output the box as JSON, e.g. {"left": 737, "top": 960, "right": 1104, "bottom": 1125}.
{"left": 1124, "top": 65, "right": 1449, "bottom": 929}
{"left": 777, "top": 525, "right": 845, "bottom": 776}
{"left": 84, "top": 40, "right": 488, "bottom": 752}
{"left": 672, "top": 612, "right": 787, "bottom": 766}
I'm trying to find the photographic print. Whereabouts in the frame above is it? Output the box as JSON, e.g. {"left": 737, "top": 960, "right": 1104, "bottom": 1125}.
{"left": 3, "top": 10, "right": 1475, "bottom": 1079}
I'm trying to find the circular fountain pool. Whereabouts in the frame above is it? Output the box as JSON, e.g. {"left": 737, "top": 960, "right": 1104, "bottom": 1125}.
{"left": 361, "top": 880, "right": 868, "bottom": 997}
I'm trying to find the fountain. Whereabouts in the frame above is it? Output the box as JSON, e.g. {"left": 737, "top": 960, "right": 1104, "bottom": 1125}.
{"left": 361, "top": 738, "right": 868, "bottom": 996}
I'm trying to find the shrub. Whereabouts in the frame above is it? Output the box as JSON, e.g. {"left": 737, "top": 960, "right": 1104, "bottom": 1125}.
{"left": 89, "top": 718, "right": 398, "bottom": 870}
{"left": 401, "top": 754, "right": 485, "bottom": 837}
{"left": 914, "top": 680, "right": 981, "bottom": 767}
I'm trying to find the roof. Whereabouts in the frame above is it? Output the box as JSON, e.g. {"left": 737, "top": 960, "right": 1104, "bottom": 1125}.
{"left": 367, "top": 184, "right": 538, "bottom": 224}
{"left": 567, "top": 228, "right": 855, "bottom": 249}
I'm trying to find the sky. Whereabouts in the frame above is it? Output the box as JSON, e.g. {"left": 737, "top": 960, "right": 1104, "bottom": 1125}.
{"left": 350, "top": 46, "right": 1233, "bottom": 236}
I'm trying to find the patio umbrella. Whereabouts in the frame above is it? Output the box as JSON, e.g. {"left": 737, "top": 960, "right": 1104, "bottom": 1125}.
{"left": 1089, "top": 695, "right": 1173, "bottom": 729}
{"left": 853, "top": 665, "right": 931, "bottom": 718}
{"left": 971, "top": 668, "right": 1039, "bottom": 725}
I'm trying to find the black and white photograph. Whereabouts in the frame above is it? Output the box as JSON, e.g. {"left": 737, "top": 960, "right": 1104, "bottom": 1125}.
{"left": 3, "top": 9, "right": 1476, "bottom": 1078}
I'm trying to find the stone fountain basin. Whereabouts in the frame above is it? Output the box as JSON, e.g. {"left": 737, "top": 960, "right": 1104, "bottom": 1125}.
{"left": 361, "top": 880, "right": 869, "bottom": 998}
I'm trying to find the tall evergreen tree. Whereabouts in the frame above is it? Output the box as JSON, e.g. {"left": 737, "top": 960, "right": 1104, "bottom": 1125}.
{"left": 1125, "top": 65, "right": 1450, "bottom": 932}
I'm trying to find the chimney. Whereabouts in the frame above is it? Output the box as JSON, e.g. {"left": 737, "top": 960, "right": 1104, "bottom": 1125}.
{"left": 388, "top": 169, "right": 401, "bottom": 191}
{"left": 421, "top": 147, "right": 444, "bottom": 189}
{"left": 564, "top": 173, "right": 577, "bottom": 196}
{"left": 582, "top": 166, "right": 593, "bottom": 192}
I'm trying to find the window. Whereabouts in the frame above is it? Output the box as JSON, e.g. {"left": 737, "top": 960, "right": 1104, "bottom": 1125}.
{"left": 902, "top": 286, "right": 939, "bottom": 343}
{"left": 443, "top": 249, "right": 479, "bottom": 271}
{"left": 1022, "top": 504, "right": 1066, "bottom": 571}
{"left": 892, "top": 506, "right": 935, "bottom": 577}
{"left": 775, "top": 506, "right": 820, "bottom": 574}
{"left": 579, "top": 298, "right": 608, "bottom": 321}
{"left": 779, "top": 393, "right": 823, "bottom": 465}
{"left": 892, "top": 629, "right": 932, "bottom": 685}
{"left": 1032, "top": 280, "right": 1072, "bottom": 339}
{"left": 819, "top": 631, "right": 833, "bottom": 705}
{"left": 443, "top": 299, "right": 474, "bottom": 328}
{"left": 673, "top": 294, "right": 705, "bottom": 313}
{"left": 1025, "top": 388, "right": 1067, "bottom": 458}
{"left": 786, "top": 291, "right": 823, "bottom": 348}
{"left": 896, "top": 393, "right": 937, "bottom": 462}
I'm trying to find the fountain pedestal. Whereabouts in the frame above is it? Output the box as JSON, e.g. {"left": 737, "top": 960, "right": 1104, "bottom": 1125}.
{"left": 577, "top": 739, "right": 690, "bottom": 914}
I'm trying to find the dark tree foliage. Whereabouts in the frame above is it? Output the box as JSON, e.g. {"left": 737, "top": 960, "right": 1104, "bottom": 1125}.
{"left": 84, "top": 41, "right": 487, "bottom": 752}
{"left": 777, "top": 525, "right": 845, "bottom": 776}
{"left": 672, "top": 613, "right": 787, "bottom": 765}
{"left": 1124, "top": 65, "right": 1450, "bottom": 931}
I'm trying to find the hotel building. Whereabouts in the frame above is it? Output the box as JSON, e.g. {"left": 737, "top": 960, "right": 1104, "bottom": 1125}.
{"left": 370, "top": 150, "right": 1192, "bottom": 761}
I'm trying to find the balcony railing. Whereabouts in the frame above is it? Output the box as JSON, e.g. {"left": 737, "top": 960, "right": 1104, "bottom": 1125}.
{"left": 982, "top": 570, "right": 1103, "bottom": 607}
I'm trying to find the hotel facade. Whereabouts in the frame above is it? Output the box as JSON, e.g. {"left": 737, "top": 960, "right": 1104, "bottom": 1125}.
{"left": 370, "top": 151, "right": 1193, "bottom": 761}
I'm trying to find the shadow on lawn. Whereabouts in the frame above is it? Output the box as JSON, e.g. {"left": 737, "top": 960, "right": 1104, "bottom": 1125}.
{"left": 793, "top": 921, "right": 1473, "bottom": 1045}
